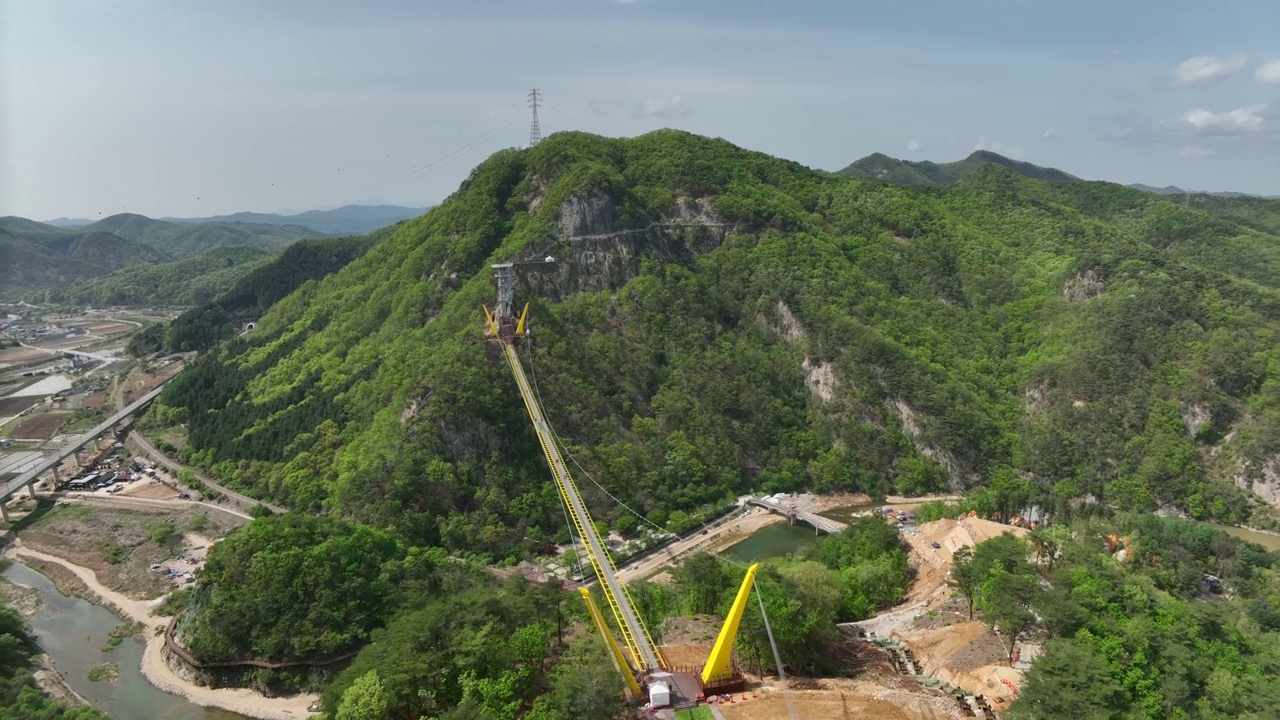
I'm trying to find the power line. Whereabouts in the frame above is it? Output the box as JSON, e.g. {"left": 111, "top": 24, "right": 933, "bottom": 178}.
{"left": 317, "top": 105, "right": 526, "bottom": 208}
{"left": 528, "top": 88, "right": 542, "bottom": 147}
{"left": 542, "top": 96, "right": 610, "bottom": 136}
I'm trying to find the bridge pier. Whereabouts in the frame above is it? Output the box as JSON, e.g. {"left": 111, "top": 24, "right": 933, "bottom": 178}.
{"left": 51, "top": 465, "right": 62, "bottom": 486}
{"left": 0, "top": 384, "right": 169, "bottom": 510}
{"left": 0, "top": 503, "right": 8, "bottom": 523}
{"left": 74, "top": 449, "right": 84, "bottom": 467}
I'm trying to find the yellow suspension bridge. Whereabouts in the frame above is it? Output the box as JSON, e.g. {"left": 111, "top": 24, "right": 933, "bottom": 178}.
{"left": 483, "top": 261, "right": 757, "bottom": 704}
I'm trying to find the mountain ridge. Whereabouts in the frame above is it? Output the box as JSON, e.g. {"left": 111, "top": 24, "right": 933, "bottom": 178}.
{"left": 0, "top": 213, "right": 320, "bottom": 298}
{"left": 1126, "top": 183, "right": 1278, "bottom": 199}
{"left": 155, "top": 130, "right": 1280, "bottom": 561}
{"left": 40, "top": 204, "right": 428, "bottom": 236}
{"left": 838, "top": 149, "right": 1079, "bottom": 186}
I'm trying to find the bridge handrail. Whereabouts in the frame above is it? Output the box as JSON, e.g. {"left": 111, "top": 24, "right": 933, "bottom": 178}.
{"left": 746, "top": 497, "right": 847, "bottom": 534}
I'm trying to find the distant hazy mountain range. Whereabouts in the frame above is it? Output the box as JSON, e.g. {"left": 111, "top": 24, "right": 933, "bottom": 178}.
{"left": 838, "top": 151, "right": 1276, "bottom": 199}
{"left": 839, "top": 149, "right": 1079, "bottom": 186}
{"left": 1124, "top": 184, "right": 1279, "bottom": 199}
{"left": 1, "top": 213, "right": 318, "bottom": 300}
{"left": 45, "top": 204, "right": 429, "bottom": 236}
{"left": 6, "top": 205, "right": 428, "bottom": 302}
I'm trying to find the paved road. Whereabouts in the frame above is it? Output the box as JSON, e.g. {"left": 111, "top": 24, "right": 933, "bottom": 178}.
{"left": 1, "top": 385, "right": 167, "bottom": 503}
{"left": 128, "top": 431, "right": 286, "bottom": 515}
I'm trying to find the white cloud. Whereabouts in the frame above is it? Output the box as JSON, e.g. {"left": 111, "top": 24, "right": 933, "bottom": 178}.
{"left": 587, "top": 100, "right": 609, "bottom": 116}
{"left": 1258, "top": 59, "right": 1280, "bottom": 85}
{"left": 906, "top": 139, "right": 921, "bottom": 152}
{"left": 635, "top": 96, "right": 690, "bottom": 119}
{"left": 1182, "top": 105, "right": 1267, "bottom": 133}
{"left": 1042, "top": 128, "right": 1060, "bottom": 140}
{"left": 1177, "top": 146, "right": 1212, "bottom": 157}
{"left": 1172, "top": 53, "right": 1247, "bottom": 86}
{"left": 973, "top": 137, "right": 1024, "bottom": 159}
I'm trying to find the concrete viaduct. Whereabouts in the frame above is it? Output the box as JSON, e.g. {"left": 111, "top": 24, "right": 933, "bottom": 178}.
{"left": 0, "top": 384, "right": 168, "bottom": 521}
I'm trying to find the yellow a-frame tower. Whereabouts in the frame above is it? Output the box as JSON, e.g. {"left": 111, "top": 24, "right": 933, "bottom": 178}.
{"left": 702, "top": 563, "right": 760, "bottom": 686}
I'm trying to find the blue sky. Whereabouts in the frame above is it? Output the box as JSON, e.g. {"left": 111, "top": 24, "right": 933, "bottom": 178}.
{"left": 2, "top": 0, "right": 1277, "bottom": 219}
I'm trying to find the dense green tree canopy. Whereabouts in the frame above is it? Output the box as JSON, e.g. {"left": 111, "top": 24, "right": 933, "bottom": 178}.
{"left": 992, "top": 515, "right": 1280, "bottom": 719}
{"left": 320, "top": 570, "right": 578, "bottom": 720}
{"left": 32, "top": 245, "right": 271, "bottom": 307}
{"left": 154, "top": 130, "right": 1280, "bottom": 564}
{"left": 164, "top": 233, "right": 382, "bottom": 352}
{"left": 181, "top": 514, "right": 407, "bottom": 662}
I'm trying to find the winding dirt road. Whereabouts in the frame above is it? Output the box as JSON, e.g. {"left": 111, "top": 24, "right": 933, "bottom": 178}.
{"left": 4, "top": 544, "right": 317, "bottom": 720}
{"left": 128, "top": 431, "right": 286, "bottom": 515}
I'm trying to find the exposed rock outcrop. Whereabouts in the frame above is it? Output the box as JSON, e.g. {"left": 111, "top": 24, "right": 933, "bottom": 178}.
{"left": 888, "top": 399, "right": 969, "bottom": 490}
{"left": 519, "top": 195, "right": 731, "bottom": 302}
{"left": 1063, "top": 270, "right": 1105, "bottom": 301}
{"left": 802, "top": 357, "right": 838, "bottom": 403}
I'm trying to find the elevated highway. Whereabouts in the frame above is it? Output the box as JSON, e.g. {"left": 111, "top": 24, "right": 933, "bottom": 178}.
{"left": 1, "top": 384, "right": 167, "bottom": 510}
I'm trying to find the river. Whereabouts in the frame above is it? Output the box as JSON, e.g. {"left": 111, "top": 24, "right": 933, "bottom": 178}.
{"left": 722, "top": 522, "right": 822, "bottom": 563}
{"left": 722, "top": 502, "right": 903, "bottom": 562}
{"left": 1213, "top": 524, "right": 1280, "bottom": 552}
{"left": 1, "top": 560, "right": 250, "bottom": 720}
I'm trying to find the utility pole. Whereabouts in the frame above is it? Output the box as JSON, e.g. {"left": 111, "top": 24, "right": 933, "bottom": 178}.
{"left": 528, "top": 88, "right": 542, "bottom": 147}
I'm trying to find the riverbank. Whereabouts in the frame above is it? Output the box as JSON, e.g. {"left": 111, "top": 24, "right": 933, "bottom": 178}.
{"left": 614, "top": 492, "right": 966, "bottom": 584}
{"left": 2, "top": 543, "right": 317, "bottom": 720}
{"left": 0, "top": 570, "right": 90, "bottom": 706}
{"left": 32, "top": 652, "right": 96, "bottom": 709}
{"left": 616, "top": 508, "right": 783, "bottom": 584}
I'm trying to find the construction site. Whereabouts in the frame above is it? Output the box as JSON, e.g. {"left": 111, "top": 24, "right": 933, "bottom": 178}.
{"left": 483, "top": 261, "right": 1032, "bottom": 719}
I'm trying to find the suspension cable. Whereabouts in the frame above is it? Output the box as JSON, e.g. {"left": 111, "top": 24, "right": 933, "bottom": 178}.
{"left": 754, "top": 579, "right": 800, "bottom": 720}
{"left": 523, "top": 334, "right": 750, "bottom": 571}
{"left": 558, "top": 486, "right": 588, "bottom": 582}
{"left": 318, "top": 105, "right": 527, "bottom": 207}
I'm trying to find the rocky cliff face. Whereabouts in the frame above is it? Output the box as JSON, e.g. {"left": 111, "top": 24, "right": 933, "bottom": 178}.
{"left": 518, "top": 194, "right": 730, "bottom": 302}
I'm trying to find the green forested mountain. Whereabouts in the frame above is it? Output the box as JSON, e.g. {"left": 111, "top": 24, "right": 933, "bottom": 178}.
{"left": 1, "top": 223, "right": 168, "bottom": 296}
{"left": 163, "top": 233, "right": 383, "bottom": 352}
{"left": 1176, "top": 193, "right": 1280, "bottom": 236}
{"left": 83, "top": 213, "right": 316, "bottom": 258}
{"left": 30, "top": 245, "right": 271, "bottom": 307}
{"left": 0, "top": 213, "right": 319, "bottom": 298}
{"left": 838, "top": 149, "right": 1079, "bottom": 186}
{"left": 165, "top": 204, "right": 428, "bottom": 236}
{"left": 155, "top": 130, "right": 1280, "bottom": 562}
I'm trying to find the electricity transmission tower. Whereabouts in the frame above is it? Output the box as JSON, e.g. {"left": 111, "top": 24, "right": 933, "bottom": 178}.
{"left": 528, "top": 88, "right": 542, "bottom": 147}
